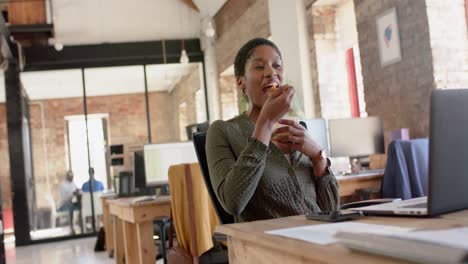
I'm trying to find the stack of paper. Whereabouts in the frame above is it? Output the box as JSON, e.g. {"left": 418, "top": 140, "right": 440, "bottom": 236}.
{"left": 335, "top": 227, "right": 468, "bottom": 263}
{"left": 265, "top": 222, "right": 414, "bottom": 245}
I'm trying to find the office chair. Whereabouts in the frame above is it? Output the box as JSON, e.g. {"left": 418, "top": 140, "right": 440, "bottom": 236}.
{"left": 381, "top": 138, "right": 429, "bottom": 199}
{"left": 341, "top": 138, "right": 429, "bottom": 210}
{"left": 154, "top": 218, "right": 170, "bottom": 264}
{"left": 192, "top": 132, "right": 234, "bottom": 225}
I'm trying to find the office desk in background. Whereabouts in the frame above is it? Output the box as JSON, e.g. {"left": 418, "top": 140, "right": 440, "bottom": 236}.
{"left": 217, "top": 209, "right": 468, "bottom": 264}
{"left": 101, "top": 194, "right": 117, "bottom": 257}
{"left": 336, "top": 170, "right": 384, "bottom": 198}
{"left": 108, "top": 196, "right": 171, "bottom": 264}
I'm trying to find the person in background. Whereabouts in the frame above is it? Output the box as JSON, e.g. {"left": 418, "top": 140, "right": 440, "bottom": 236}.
{"left": 58, "top": 170, "right": 80, "bottom": 234}
{"left": 206, "top": 38, "right": 339, "bottom": 223}
{"left": 81, "top": 167, "right": 105, "bottom": 192}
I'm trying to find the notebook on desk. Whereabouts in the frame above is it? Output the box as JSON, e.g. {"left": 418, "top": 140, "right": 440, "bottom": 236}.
{"left": 336, "top": 227, "right": 468, "bottom": 263}
{"left": 352, "top": 89, "right": 468, "bottom": 217}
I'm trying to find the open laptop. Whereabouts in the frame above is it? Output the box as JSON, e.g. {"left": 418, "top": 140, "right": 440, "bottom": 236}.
{"left": 352, "top": 89, "right": 468, "bottom": 216}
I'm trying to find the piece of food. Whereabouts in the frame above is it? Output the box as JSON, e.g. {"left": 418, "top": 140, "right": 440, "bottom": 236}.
{"left": 269, "top": 83, "right": 278, "bottom": 95}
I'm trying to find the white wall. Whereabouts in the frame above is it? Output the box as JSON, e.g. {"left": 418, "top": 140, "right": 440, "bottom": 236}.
{"left": 269, "top": 0, "right": 315, "bottom": 118}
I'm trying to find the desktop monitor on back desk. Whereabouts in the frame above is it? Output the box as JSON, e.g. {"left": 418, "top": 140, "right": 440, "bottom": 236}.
{"left": 133, "top": 150, "right": 146, "bottom": 189}
{"left": 329, "top": 117, "right": 385, "bottom": 171}
{"left": 143, "top": 142, "right": 199, "bottom": 187}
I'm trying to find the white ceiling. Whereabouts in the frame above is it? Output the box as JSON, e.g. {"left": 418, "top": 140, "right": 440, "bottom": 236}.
{"left": 52, "top": 0, "right": 226, "bottom": 45}
{"left": 314, "top": 0, "right": 348, "bottom": 6}
{"left": 0, "top": 1, "right": 228, "bottom": 102}
{"left": 194, "top": 0, "right": 226, "bottom": 17}
{"left": 0, "top": 63, "right": 200, "bottom": 102}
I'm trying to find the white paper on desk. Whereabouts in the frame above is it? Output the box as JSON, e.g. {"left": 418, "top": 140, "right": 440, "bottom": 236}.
{"left": 265, "top": 222, "right": 413, "bottom": 245}
{"left": 390, "top": 227, "right": 468, "bottom": 250}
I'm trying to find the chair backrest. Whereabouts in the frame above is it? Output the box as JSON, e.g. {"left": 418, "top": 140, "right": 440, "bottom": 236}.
{"left": 168, "top": 163, "right": 220, "bottom": 258}
{"left": 193, "top": 132, "right": 234, "bottom": 224}
{"left": 382, "top": 138, "right": 429, "bottom": 199}
{"left": 46, "top": 193, "right": 57, "bottom": 213}
{"left": 81, "top": 192, "right": 103, "bottom": 217}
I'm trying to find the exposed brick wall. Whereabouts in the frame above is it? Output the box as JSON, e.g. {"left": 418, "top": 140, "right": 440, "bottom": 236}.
{"left": 1, "top": 91, "right": 180, "bottom": 209}
{"left": 308, "top": 5, "right": 351, "bottom": 119}
{"left": 214, "top": 0, "right": 270, "bottom": 73}
{"left": 218, "top": 75, "right": 238, "bottom": 120}
{"left": 305, "top": 4, "right": 322, "bottom": 118}
{"left": 171, "top": 67, "right": 202, "bottom": 140}
{"left": 426, "top": 0, "right": 468, "bottom": 89}
{"left": 355, "top": 0, "right": 435, "bottom": 145}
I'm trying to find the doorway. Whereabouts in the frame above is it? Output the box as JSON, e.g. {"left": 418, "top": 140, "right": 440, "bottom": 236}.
{"left": 66, "top": 114, "right": 109, "bottom": 189}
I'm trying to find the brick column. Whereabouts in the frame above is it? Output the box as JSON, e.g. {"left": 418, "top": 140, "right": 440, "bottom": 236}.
{"left": 355, "top": 0, "right": 435, "bottom": 144}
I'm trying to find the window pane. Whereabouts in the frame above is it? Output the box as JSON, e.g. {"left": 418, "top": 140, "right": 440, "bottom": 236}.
{"left": 146, "top": 62, "right": 207, "bottom": 142}
{"left": 21, "top": 69, "right": 89, "bottom": 239}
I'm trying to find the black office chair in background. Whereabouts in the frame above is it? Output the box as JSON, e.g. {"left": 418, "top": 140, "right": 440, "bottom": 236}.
{"left": 192, "top": 132, "right": 234, "bottom": 225}
{"left": 192, "top": 132, "right": 230, "bottom": 264}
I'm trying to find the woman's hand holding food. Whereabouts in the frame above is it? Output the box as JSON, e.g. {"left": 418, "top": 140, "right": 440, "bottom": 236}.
{"left": 272, "top": 119, "right": 328, "bottom": 177}
{"left": 253, "top": 85, "right": 295, "bottom": 146}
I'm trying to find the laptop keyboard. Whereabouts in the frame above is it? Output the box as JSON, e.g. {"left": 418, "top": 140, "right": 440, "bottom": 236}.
{"left": 401, "top": 202, "right": 427, "bottom": 209}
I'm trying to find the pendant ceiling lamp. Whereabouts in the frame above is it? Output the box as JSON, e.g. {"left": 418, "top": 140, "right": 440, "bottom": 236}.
{"left": 180, "top": 39, "right": 189, "bottom": 64}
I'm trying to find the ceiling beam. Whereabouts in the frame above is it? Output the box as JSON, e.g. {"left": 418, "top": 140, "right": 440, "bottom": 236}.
{"left": 22, "top": 38, "right": 204, "bottom": 71}
{"left": 0, "top": 14, "right": 18, "bottom": 59}
{"left": 181, "top": 0, "right": 200, "bottom": 12}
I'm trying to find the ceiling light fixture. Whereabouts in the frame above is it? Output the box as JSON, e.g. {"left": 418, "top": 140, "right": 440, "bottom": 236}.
{"left": 180, "top": 39, "right": 189, "bottom": 64}
{"left": 205, "top": 21, "right": 215, "bottom": 38}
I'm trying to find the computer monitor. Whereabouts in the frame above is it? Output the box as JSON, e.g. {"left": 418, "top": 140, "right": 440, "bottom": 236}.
{"left": 133, "top": 150, "right": 146, "bottom": 189}
{"left": 116, "top": 171, "right": 132, "bottom": 196}
{"left": 143, "top": 142, "right": 198, "bottom": 187}
{"left": 329, "top": 117, "right": 385, "bottom": 169}
{"left": 300, "top": 119, "right": 329, "bottom": 154}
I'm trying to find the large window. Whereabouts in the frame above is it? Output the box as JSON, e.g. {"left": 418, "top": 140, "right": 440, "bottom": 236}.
{"left": 311, "top": 0, "right": 367, "bottom": 119}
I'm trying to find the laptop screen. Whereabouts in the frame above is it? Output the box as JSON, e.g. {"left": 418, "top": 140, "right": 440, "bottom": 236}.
{"left": 428, "top": 89, "right": 468, "bottom": 215}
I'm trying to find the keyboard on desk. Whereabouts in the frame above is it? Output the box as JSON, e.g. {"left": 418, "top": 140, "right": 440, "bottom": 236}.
{"left": 130, "top": 195, "right": 157, "bottom": 204}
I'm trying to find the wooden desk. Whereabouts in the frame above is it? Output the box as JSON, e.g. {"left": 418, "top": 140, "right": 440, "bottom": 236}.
{"left": 217, "top": 209, "right": 468, "bottom": 264}
{"left": 101, "top": 194, "right": 117, "bottom": 257}
{"left": 108, "top": 196, "right": 171, "bottom": 264}
{"left": 336, "top": 171, "right": 384, "bottom": 197}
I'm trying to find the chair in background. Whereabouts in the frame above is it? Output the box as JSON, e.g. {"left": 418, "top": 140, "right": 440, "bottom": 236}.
{"left": 192, "top": 132, "right": 234, "bottom": 225}
{"left": 46, "top": 193, "right": 69, "bottom": 228}
{"left": 167, "top": 163, "right": 224, "bottom": 264}
{"left": 153, "top": 217, "right": 171, "bottom": 264}
{"left": 81, "top": 191, "right": 103, "bottom": 231}
{"left": 341, "top": 138, "right": 428, "bottom": 210}
{"left": 381, "top": 138, "right": 429, "bottom": 200}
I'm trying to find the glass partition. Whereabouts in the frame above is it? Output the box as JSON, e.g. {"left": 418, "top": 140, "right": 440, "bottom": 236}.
{"left": 83, "top": 65, "right": 147, "bottom": 230}
{"left": 0, "top": 73, "right": 14, "bottom": 244}
{"left": 5, "top": 58, "right": 209, "bottom": 243}
{"left": 21, "top": 69, "right": 90, "bottom": 239}
{"left": 146, "top": 62, "right": 207, "bottom": 142}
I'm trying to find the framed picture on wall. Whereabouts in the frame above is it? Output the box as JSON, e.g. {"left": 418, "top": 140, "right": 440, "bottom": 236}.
{"left": 376, "top": 7, "right": 402, "bottom": 67}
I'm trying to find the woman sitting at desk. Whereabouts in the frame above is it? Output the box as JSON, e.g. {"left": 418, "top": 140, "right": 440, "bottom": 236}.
{"left": 206, "top": 38, "right": 339, "bottom": 222}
